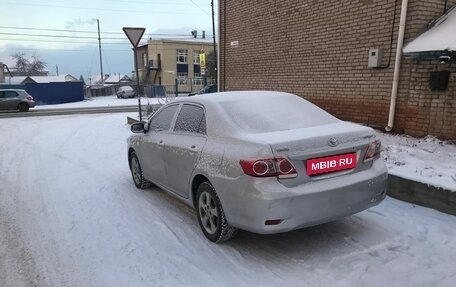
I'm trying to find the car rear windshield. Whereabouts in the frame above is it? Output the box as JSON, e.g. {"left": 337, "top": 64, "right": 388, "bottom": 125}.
{"left": 221, "top": 95, "right": 338, "bottom": 133}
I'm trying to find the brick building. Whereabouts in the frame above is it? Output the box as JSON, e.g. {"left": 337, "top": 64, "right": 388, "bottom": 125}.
{"left": 219, "top": 0, "right": 456, "bottom": 138}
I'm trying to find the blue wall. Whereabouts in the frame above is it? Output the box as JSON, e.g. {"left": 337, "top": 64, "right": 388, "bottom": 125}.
{"left": 0, "top": 82, "right": 84, "bottom": 105}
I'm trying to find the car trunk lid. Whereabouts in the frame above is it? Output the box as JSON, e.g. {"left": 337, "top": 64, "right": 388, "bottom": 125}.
{"left": 243, "top": 121, "right": 375, "bottom": 186}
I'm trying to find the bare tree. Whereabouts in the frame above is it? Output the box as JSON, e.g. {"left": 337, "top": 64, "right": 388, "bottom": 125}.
{"left": 12, "top": 53, "right": 48, "bottom": 76}
{"left": 12, "top": 53, "right": 29, "bottom": 75}
{"left": 28, "top": 56, "right": 47, "bottom": 76}
{"left": 205, "top": 50, "right": 217, "bottom": 83}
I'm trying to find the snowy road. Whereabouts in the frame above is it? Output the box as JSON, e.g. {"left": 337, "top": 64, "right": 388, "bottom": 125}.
{"left": 1, "top": 113, "right": 456, "bottom": 287}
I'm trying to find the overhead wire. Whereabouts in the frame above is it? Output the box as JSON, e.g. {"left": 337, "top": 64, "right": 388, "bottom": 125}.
{"left": 0, "top": 26, "right": 213, "bottom": 39}
{"left": 0, "top": 1, "right": 206, "bottom": 15}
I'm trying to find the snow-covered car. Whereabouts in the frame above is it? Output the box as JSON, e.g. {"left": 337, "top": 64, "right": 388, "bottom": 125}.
{"left": 127, "top": 91, "right": 388, "bottom": 243}
{"left": 116, "top": 86, "right": 135, "bottom": 99}
{"left": 0, "top": 89, "right": 35, "bottom": 112}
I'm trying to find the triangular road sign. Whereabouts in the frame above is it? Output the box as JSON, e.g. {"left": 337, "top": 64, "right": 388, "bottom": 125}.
{"left": 123, "top": 27, "right": 146, "bottom": 48}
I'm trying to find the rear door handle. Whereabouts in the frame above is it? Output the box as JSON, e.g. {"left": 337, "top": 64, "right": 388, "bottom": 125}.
{"left": 191, "top": 145, "right": 196, "bottom": 149}
{"left": 159, "top": 140, "right": 164, "bottom": 145}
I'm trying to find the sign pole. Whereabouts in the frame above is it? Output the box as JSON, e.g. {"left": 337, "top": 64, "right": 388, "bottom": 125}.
{"left": 133, "top": 47, "right": 142, "bottom": 121}
{"left": 123, "top": 27, "right": 146, "bottom": 121}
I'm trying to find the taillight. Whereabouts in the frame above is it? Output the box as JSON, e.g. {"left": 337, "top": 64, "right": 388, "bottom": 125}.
{"left": 364, "top": 139, "right": 381, "bottom": 162}
{"left": 239, "top": 158, "right": 297, "bottom": 178}
{"left": 26, "top": 96, "right": 33, "bottom": 100}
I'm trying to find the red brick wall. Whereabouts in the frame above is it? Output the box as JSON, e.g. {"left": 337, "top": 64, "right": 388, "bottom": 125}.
{"left": 219, "top": 0, "right": 456, "bottom": 138}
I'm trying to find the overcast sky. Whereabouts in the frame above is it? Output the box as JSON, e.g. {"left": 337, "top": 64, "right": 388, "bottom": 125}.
{"left": 0, "top": 0, "right": 217, "bottom": 79}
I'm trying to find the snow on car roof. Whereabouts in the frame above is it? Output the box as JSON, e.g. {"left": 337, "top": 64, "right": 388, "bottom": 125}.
{"left": 181, "top": 90, "right": 294, "bottom": 103}
{"left": 171, "top": 91, "right": 340, "bottom": 137}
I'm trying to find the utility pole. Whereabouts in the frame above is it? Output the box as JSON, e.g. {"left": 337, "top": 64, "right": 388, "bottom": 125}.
{"left": 97, "top": 19, "right": 104, "bottom": 87}
{"left": 211, "top": 0, "right": 217, "bottom": 85}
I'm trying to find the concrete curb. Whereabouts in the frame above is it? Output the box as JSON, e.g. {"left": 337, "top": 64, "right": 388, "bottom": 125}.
{"left": 387, "top": 174, "right": 456, "bottom": 216}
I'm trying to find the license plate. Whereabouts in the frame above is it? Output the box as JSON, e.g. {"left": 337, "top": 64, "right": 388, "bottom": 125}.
{"left": 306, "top": 153, "right": 357, "bottom": 176}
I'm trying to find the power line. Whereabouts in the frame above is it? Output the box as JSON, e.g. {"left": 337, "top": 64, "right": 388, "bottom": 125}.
{"left": 104, "top": 0, "right": 196, "bottom": 5}
{"left": 0, "top": 2, "right": 206, "bottom": 15}
{"left": 0, "top": 26, "right": 213, "bottom": 38}
{"left": 0, "top": 25, "right": 123, "bottom": 35}
{"left": 0, "top": 32, "right": 127, "bottom": 40}
{"left": 0, "top": 38, "right": 131, "bottom": 45}
{"left": 0, "top": 47, "right": 130, "bottom": 52}
{"left": 188, "top": 0, "right": 210, "bottom": 15}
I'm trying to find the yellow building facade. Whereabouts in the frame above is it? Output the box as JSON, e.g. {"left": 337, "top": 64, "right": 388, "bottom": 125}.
{"left": 136, "top": 39, "right": 215, "bottom": 93}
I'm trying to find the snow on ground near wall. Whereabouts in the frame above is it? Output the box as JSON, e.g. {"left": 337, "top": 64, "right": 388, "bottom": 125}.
{"left": 1, "top": 113, "right": 456, "bottom": 287}
{"left": 376, "top": 132, "right": 456, "bottom": 191}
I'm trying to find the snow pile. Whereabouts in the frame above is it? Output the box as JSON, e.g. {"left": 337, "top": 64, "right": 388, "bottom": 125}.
{"left": 377, "top": 132, "right": 456, "bottom": 191}
{"left": 403, "top": 6, "right": 456, "bottom": 52}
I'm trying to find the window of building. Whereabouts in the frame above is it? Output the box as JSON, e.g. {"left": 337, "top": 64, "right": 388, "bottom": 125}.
{"left": 176, "top": 49, "right": 188, "bottom": 63}
{"left": 192, "top": 73, "right": 203, "bottom": 85}
{"left": 177, "top": 72, "right": 188, "bottom": 85}
{"left": 193, "top": 51, "right": 200, "bottom": 65}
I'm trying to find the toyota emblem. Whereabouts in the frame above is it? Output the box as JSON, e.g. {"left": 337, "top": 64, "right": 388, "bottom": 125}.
{"left": 328, "top": 137, "right": 339, "bottom": 147}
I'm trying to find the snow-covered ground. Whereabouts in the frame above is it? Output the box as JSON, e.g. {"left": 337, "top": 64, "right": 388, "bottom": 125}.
{"left": 1, "top": 113, "right": 456, "bottom": 287}
{"left": 377, "top": 133, "right": 456, "bottom": 191}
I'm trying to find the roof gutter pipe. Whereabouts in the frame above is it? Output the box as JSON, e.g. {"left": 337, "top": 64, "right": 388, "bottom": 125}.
{"left": 386, "top": 0, "right": 409, "bottom": 132}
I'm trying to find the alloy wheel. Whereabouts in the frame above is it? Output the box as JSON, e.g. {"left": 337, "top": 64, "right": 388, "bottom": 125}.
{"left": 131, "top": 156, "right": 141, "bottom": 186}
{"left": 198, "top": 191, "right": 219, "bottom": 235}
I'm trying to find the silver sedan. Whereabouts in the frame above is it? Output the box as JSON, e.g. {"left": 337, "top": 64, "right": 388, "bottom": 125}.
{"left": 127, "top": 91, "right": 388, "bottom": 243}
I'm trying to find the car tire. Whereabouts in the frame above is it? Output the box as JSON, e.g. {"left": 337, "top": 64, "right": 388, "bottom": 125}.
{"left": 18, "top": 103, "right": 29, "bottom": 112}
{"left": 129, "top": 151, "right": 150, "bottom": 189}
{"left": 196, "top": 182, "right": 238, "bottom": 243}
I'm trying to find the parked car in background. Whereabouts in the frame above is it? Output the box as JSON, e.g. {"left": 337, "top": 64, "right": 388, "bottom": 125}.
{"left": 117, "top": 86, "right": 135, "bottom": 99}
{"left": 127, "top": 91, "right": 388, "bottom": 243}
{"left": 188, "top": 84, "right": 217, "bottom": 96}
{"left": 0, "top": 89, "right": 35, "bottom": 112}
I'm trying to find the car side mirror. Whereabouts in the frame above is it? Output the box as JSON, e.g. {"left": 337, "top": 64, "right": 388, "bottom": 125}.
{"left": 131, "top": 122, "right": 146, "bottom": 133}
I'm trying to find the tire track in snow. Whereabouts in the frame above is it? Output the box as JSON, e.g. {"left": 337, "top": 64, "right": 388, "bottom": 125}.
{"left": 0, "top": 207, "right": 45, "bottom": 287}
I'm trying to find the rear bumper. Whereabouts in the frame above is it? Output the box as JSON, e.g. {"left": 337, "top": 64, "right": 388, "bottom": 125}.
{"left": 213, "top": 159, "right": 388, "bottom": 234}
{"left": 28, "top": 101, "right": 36, "bottom": 108}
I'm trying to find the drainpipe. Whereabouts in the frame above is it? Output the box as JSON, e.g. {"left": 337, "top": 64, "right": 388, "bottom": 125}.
{"left": 385, "top": 0, "right": 409, "bottom": 132}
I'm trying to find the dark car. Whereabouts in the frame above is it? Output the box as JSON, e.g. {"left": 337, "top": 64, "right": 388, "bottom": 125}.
{"left": 0, "top": 89, "right": 36, "bottom": 112}
{"left": 188, "top": 84, "right": 217, "bottom": 96}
